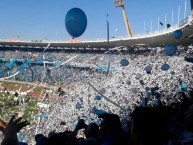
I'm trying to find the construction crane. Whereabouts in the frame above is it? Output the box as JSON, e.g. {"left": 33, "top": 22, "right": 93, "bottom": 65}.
{"left": 114, "top": 0, "right": 133, "bottom": 38}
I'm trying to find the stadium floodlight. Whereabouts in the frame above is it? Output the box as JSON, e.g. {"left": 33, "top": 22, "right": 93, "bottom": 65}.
{"left": 114, "top": 0, "right": 124, "bottom": 7}
{"left": 113, "top": 0, "right": 133, "bottom": 38}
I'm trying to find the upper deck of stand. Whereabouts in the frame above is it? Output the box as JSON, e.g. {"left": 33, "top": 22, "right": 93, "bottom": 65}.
{"left": 0, "top": 16, "right": 193, "bottom": 50}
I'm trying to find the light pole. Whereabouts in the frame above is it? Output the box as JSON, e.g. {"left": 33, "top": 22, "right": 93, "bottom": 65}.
{"left": 191, "top": 0, "right": 193, "bottom": 20}
{"left": 107, "top": 14, "right": 109, "bottom": 48}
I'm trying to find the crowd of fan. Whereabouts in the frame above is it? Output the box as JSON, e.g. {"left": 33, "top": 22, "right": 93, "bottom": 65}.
{"left": 1, "top": 88, "right": 193, "bottom": 145}
{"left": 0, "top": 46, "right": 193, "bottom": 86}
{"left": 0, "top": 46, "right": 193, "bottom": 144}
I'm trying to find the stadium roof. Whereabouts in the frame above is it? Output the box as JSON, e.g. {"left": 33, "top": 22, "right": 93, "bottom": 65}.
{"left": 0, "top": 17, "right": 193, "bottom": 49}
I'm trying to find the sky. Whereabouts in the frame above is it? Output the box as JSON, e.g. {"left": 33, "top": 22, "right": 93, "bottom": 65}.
{"left": 0, "top": 0, "right": 191, "bottom": 41}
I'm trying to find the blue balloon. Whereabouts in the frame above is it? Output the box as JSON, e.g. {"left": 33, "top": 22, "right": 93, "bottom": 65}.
{"left": 75, "top": 102, "right": 82, "bottom": 109}
{"left": 65, "top": 8, "right": 87, "bottom": 38}
{"left": 139, "top": 80, "right": 144, "bottom": 86}
{"left": 100, "top": 88, "right": 106, "bottom": 94}
{"left": 173, "top": 30, "right": 183, "bottom": 39}
{"left": 120, "top": 59, "right": 129, "bottom": 66}
{"left": 144, "top": 66, "right": 152, "bottom": 74}
{"left": 145, "top": 87, "right": 150, "bottom": 92}
{"left": 95, "top": 95, "right": 102, "bottom": 100}
{"left": 170, "top": 71, "right": 175, "bottom": 75}
{"left": 161, "top": 64, "right": 170, "bottom": 71}
{"left": 124, "top": 99, "right": 129, "bottom": 104}
{"left": 135, "top": 73, "right": 142, "bottom": 80}
{"left": 164, "top": 44, "right": 177, "bottom": 56}
{"left": 126, "top": 80, "right": 131, "bottom": 85}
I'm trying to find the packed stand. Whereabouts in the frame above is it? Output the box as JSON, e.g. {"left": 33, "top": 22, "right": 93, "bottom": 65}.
{"left": 0, "top": 46, "right": 193, "bottom": 144}
{"left": 1, "top": 89, "right": 193, "bottom": 145}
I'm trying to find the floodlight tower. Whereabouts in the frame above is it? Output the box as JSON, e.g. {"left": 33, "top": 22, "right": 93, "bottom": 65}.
{"left": 191, "top": 0, "right": 193, "bottom": 20}
{"left": 114, "top": 0, "right": 132, "bottom": 38}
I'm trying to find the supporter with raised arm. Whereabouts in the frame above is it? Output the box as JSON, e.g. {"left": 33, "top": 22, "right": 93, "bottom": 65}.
{"left": 78, "top": 122, "right": 100, "bottom": 145}
{"left": 98, "top": 113, "right": 128, "bottom": 145}
{"left": 0, "top": 116, "right": 30, "bottom": 145}
{"left": 73, "top": 118, "right": 88, "bottom": 137}
{"left": 73, "top": 118, "right": 100, "bottom": 145}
